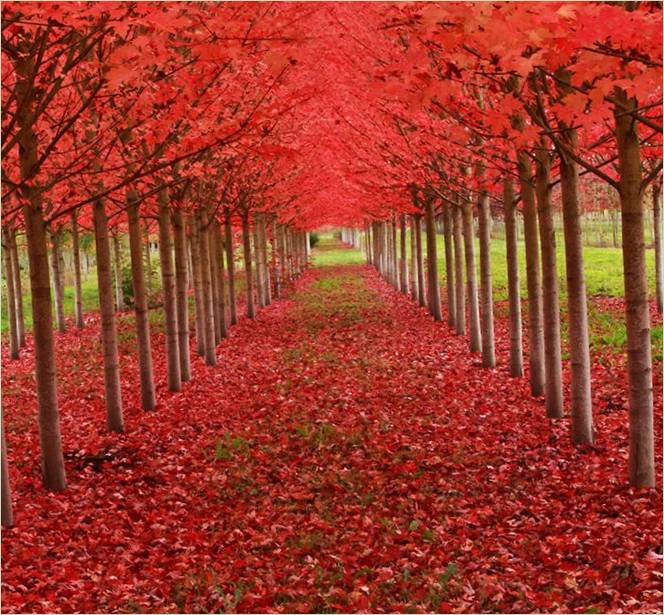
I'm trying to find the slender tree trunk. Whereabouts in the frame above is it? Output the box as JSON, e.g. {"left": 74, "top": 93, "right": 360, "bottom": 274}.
{"left": 1, "top": 409, "right": 13, "bottom": 527}
{"left": 190, "top": 219, "right": 206, "bottom": 357}
{"left": 171, "top": 208, "right": 191, "bottom": 381}
{"left": 213, "top": 220, "right": 228, "bottom": 338}
{"left": 158, "top": 190, "right": 182, "bottom": 389}
{"left": 478, "top": 188, "right": 495, "bottom": 367}
{"left": 50, "top": 230, "right": 66, "bottom": 334}
{"left": 9, "top": 231, "right": 26, "bottom": 345}
{"left": 453, "top": 202, "right": 466, "bottom": 335}
{"left": 414, "top": 215, "right": 425, "bottom": 308}
{"left": 272, "top": 220, "right": 281, "bottom": 299}
{"left": 504, "top": 178, "right": 523, "bottom": 377}
{"left": 558, "top": 137, "right": 593, "bottom": 444}
{"left": 3, "top": 228, "right": 20, "bottom": 360}
{"left": 391, "top": 219, "right": 399, "bottom": 289}
{"left": 535, "top": 149, "right": 563, "bottom": 418}
{"left": 197, "top": 209, "right": 217, "bottom": 366}
{"left": 260, "top": 216, "right": 271, "bottom": 305}
{"left": 462, "top": 198, "right": 482, "bottom": 352}
{"left": 518, "top": 151, "right": 545, "bottom": 397}
{"left": 425, "top": 199, "right": 442, "bottom": 321}
{"left": 242, "top": 214, "right": 255, "bottom": 319}
{"left": 112, "top": 233, "right": 125, "bottom": 312}
{"left": 409, "top": 216, "right": 417, "bottom": 299}
{"left": 253, "top": 218, "right": 265, "bottom": 310}
{"left": 144, "top": 221, "right": 152, "bottom": 296}
{"left": 224, "top": 208, "right": 238, "bottom": 325}
{"left": 276, "top": 223, "right": 285, "bottom": 295}
{"left": 399, "top": 214, "right": 408, "bottom": 293}
{"left": 208, "top": 224, "right": 222, "bottom": 343}
{"left": 442, "top": 202, "right": 456, "bottom": 329}
{"left": 127, "top": 193, "right": 156, "bottom": 410}
{"left": 93, "top": 199, "right": 124, "bottom": 433}
{"left": 70, "top": 213, "right": 84, "bottom": 329}
{"left": 653, "top": 180, "right": 663, "bottom": 314}
{"left": 614, "top": 91, "right": 654, "bottom": 488}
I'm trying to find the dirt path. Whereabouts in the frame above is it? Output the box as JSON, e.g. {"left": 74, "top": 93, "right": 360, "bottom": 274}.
{"left": 1, "top": 246, "right": 661, "bottom": 613}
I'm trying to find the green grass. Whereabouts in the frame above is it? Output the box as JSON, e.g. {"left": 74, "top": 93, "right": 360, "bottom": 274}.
{"left": 312, "top": 234, "right": 365, "bottom": 267}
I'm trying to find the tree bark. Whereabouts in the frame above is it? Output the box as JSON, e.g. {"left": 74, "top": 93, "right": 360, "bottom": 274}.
{"left": 477, "top": 188, "right": 495, "bottom": 367}
{"left": 462, "top": 198, "right": 482, "bottom": 352}
{"left": 653, "top": 180, "right": 663, "bottom": 314}
{"left": 558, "top": 131, "right": 594, "bottom": 444}
{"left": 442, "top": 202, "right": 456, "bottom": 329}
{"left": 144, "top": 221, "right": 152, "bottom": 296}
{"left": 425, "top": 199, "right": 442, "bottom": 320}
{"left": 414, "top": 215, "right": 425, "bottom": 308}
{"left": 3, "top": 228, "right": 20, "bottom": 360}
{"left": 399, "top": 214, "right": 408, "bottom": 293}
{"left": 50, "top": 229, "right": 66, "bottom": 334}
{"left": 208, "top": 223, "right": 222, "bottom": 343}
{"left": 1, "top": 409, "right": 13, "bottom": 527}
{"left": 127, "top": 193, "right": 156, "bottom": 410}
{"left": 213, "top": 220, "right": 228, "bottom": 338}
{"left": 197, "top": 209, "right": 217, "bottom": 366}
{"left": 391, "top": 219, "right": 399, "bottom": 289}
{"left": 71, "top": 212, "right": 84, "bottom": 329}
{"left": 112, "top": 233, "right": 125, "bottom": 312}
{"left": 9, "top": 231, "right": 26, "bottom": 345}
{"left": 158, "top": 190, "right": 182, "bottom": 390}
{"left": 518, "top": 151, "right": 545, "bottom": 397}
{"left": 171, "top": 208, "right": 191, "bottom": 381}
{"left": 190, "top": 218, "right": 206, "bottom": 357}
{"left": 453, "top": 202, "right": 466, "bottom": 335}
{"left": 272, "top": 220, "right": 281, "bottom": 299}
{"left": 224, "top": 207, "right": 238, "bottom": 325}
{"left": 535, "top": 149, "right": 563, "bottom": 418}
{"left": 614, "top": 91, "right": 654, "bottom": 488}
{"left": 260, "top": 215, "right": 271, "bottom": 305}
{"left": 242, "top": 214, "right": 256, "bottom": 319}
{"left": 503, "top": 178, "right": 523, "bottom": 377}
{"left": 253, "top": 217, "right": 265, "bottom": 310}
{"left": 93, "top": 199, "right": 124, "bottom": 433}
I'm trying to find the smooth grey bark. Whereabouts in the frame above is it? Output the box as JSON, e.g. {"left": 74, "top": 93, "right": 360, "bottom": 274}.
{"left": 253, "top": 219, "right": 265, "bottom": 310}
{"left": 462, "top": 198, "right": 482, "bottom": 352}
{"left": 414, "top": 215, "right": 425, "bottom": 308}
{"left": 442, "top": 202, "right": 456, "bottom": 329}
{"left": 158, "top": 190, "right": 182, "bottom": 389}
{"left": 503, "top": 178, "right": 523, "bottom": 377}
{"left": 558, "top": 130, "right": 594, "bottom": 444}
{"left": 399, "top": 214, "right": 408, "bottom": 293}
{"left": 518, "top": 151, "right": 545, "bottom": 397}
{"left": 535, "top": 149, "right": 563, "bottom": 418}
{"left": 197, "top": 209, "right": 217, "bottom": 366}
{"left": 112, "top": 233, "right": 125, "bottom": 312}
{"left": 190, "top": 218, "right": 206, "bottom": 357}
{"left": 70, "top": 212, "right": 84, "bottom": 329}
{"left": 171, "top": 208, "right": 191, "bottom": 381}
{"left": 213, "top": 220, "right": 228, "bottom": 338}
{"left": 9, "top": 231, "right": 26, "bottom": 345}
{"left": 653, "top": 180, "right": 663, "bottom": 314}
{"left": 93, "top": 199, "right": 124, "bottom": 433}
{"left": 425, "top": 199, "right": 442, "bottom": 321}
{"left": 127, "top": 194, "right": 156, "bottom": 410}
{"left": 3, "top": 228, "right": 20, "bottom": 359}
{"left": 242, "top": 214, "right": 256, "bottom": 319}
{"left": 224, "top": 208, "right": 238, "bottom": 325}
{"left": 477, "top": 189, "right": 495, "bottom": 367}
{"left": 453, "top": 202, "right": 466, "bottom": 335}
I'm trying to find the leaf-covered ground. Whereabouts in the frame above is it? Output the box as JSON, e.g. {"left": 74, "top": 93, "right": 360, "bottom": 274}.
{"left": 2, "top": 247, "right": 662, "bottom": 614}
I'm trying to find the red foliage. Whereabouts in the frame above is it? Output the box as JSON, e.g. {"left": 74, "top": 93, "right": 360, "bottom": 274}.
{"left": 2, "top": 262, "right": 661, "bottom": 614}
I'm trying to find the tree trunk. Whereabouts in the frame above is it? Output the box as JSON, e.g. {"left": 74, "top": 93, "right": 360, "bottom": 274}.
{"left": 391, "top": 219, "right": 399, "bottom": 289}
{"left": 9, "top": 231, "right": 26, "bottom": 345}
{"left": 71, "top": 212, "right": 84, "bottom": 329}
{"left": 127, "top": 193, "right": 156, "bottom": 410}
{"left": 93, "top": 199, "right": 124, "bottom": 433}
{"left": 442, "top": 202, "right": 456, "bottom": 329}
{"left": 425, "top": 199, "right": 442, "bottom": 320}
{"left": 462, "top": 198, "right": 482, "bottom": 352}
{"left": 50, "top": 229, "right": 66, "bottom": 334}
{"left": 213, "top": 220, "right": 228, "bottom": 338}
{"left": 453, "top": 202, "right": 466, "bottom": 335}
{"left": 171, "top": 208, "right": 191, "bottom": 381}
{"left": 535, "top": 149, "right": 563, "bottom": 418}
{"left": 224, "top": 208, "right": 238, "bottom": 325}
{"left": 478, "top": 189, "right": 495, "bottom": 367}
{"left": 3, "top": 228, "right": 20, "bottom": 360}
{"left": 272, "top": 220, "right": 281, "bottom": 299}
{"left": 208, "top": 223, "right": 222, "bottom": 343}
{"left": 518, "top": 151, "right": 545, "bottom": 397}
{"left": 1, "top": 409, "right": 13, "bottom": 527}
{"left": 414, "top": 215, "right": 425, "bottom": 308}
{"left": 253, "top": 218, "right": 265, "bottom": 310}
{"left": 504, "top": 178, "right": 523, "bottom": 377}
{"left": 260, "top": 216, "right": 271, "bottom": 305}
{"left": 190, "top": 219, "right": 206, "bottom": 357}
{"left": 158, "top": 190, "right": 182, "bottom": 390}
{"left": 242, "top": 214, "right": 256, "bottom": 319}
{"left": 399, "top": 214, "right": 408, "bottom": 293}
{"left": 144, "top": 221, "right": 152, "bottom": 296}
{"left": 614, "top": 91, "right": 654, "bottom": 488}
{"left": 558, "top": 138, "right": 593, "bottom": 444}
{"left": 112, "top": 233, "right": 125, "bottom": 312}
{"left": 653, "top": 180, "right": 663, "bottom": 314}
{"left": 197, "top": 209, "right": 217, "bottom": 366}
